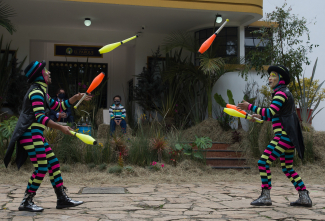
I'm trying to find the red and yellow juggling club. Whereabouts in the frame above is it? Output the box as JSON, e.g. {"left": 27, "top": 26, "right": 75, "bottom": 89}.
{"left": 70, "top": 131, "right": 98, "bottom": 145}
{"left": 74, "top": 72, "right": 105, "bottom": 109}
{"left": 226, "top": 104, "right": 247, "bottom": 115}
{"left": 223, "top": 108, "right": 264, "bottom": 124}
{"left": 226, "top": 104, "right": 263, "bottom": 122}
{"left": 99, "top": 35, "right": 138, "bottom": 54}
{"left": 198, "top": 19, "right": 229, "bottom": 54}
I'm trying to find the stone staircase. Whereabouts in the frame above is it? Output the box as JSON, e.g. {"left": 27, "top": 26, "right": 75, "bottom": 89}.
{"left": 192, "top": 142, "right": 250, "bottom": 169}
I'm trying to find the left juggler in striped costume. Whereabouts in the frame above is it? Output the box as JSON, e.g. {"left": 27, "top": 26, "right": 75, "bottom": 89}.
{"left": 4, "top": 60, "right": 86, "bottom": 212}
{"left": 20, "top": 81, "right": 71, "bottom": 193}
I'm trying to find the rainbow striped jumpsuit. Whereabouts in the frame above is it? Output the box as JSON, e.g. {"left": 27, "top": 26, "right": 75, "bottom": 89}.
{"left": 248, "top": 83, "right": 306, "bottom": 191}
{"left": 19, "top": 82, "right": 72, "bottom": 193}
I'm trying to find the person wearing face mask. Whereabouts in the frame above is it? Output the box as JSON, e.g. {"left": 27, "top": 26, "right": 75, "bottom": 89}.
{"left": 4, "top": 60, "right": 92, "bottom": 212}
{"left": 49, "top": 89, "right": 74, "bottom": 123}
{"left": 109, "top": 95, "right": 126, "bottom": 136}
{"left": 237, "top": 65, "right": 311, "bottom": 207}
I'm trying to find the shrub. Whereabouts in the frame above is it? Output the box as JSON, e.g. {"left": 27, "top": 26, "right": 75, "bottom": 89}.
{"left": 150, "top": 134, "right": 168, "bottom": 163}
{"left": 108, "top": 165, "right": 123, "bottom": 174}
{"left": 52, "top": 134, "right": 83, "bottom": 163}
{"left": 247, "top": 122, "right": 263, "bottom": 158}
{"left": 127, "top": 130, "right": 157, "bottom": 167}
{"left": 87, "top": 163, "right": 96, "bottom": 169}
{"left": 98, "top": 163, "right": 107, "bottom": 171}
{"left": 124, "top": 165, "right": 134, "bottom": 173}
{"left": 60, "top": 164, "right": 71, "bottom": 172}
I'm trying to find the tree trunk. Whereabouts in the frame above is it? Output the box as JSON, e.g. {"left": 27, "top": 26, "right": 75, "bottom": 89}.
{"left": 207, "top": 85, "right": 212, "bottom": 118}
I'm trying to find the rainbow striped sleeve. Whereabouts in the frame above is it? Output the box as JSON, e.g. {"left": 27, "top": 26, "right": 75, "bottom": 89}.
{"left": 47, "top": 94, "right": 71, "bottom": 112}
{"left": 248, "top": 91, "right": 287, "bottom": 121}
{"left": 29, "top": 89, "right": 50, "bottom": 126}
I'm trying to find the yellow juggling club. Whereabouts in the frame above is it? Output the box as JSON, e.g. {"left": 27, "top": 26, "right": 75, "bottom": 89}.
{"left": 99, "top": 35, "right": 138, "bottom": 54}
{"left": 223, "top": 108, "right": 264, "bottom": 124}
{"left": 70, "top": 131, "right": 98, "bottom": 145}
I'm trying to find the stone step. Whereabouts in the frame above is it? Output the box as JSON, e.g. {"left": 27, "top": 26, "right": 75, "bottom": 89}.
{"left": 206, "top": 157, "right": 247, "bottom": 167}
{"left": 184, "top": 142, "right": 231, "bottom": 150}
{"left": 194, "top": 150, "right": 244, "bottom": 158}
{"left": 181, "top": 142, "right": 249, "bottom": 169}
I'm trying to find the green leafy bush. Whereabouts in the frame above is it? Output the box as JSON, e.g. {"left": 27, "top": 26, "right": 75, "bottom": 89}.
{"left": 0, "top": 116, "right": 18, "bottom": 158}
{"left": 87, "top": 163, "right": 96, "bottom": 169}
{"left": 98, "top": 163, "right": 107, "bottom": 171}
{"left": 60, "top": 164, "right": 71, "bottom": 172}
{"left": 108, "top": 165, "right": 123, "bottom": 174}
{"left": 127, "top": 129, "right": 157, "bottom": 167}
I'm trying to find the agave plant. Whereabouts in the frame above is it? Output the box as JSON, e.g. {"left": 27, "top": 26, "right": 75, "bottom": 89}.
{"left": 0, "top": 1, "right": 16, "bottom": 34}
{"left": 296, "top": 58, "right": 324, "bottom": 124}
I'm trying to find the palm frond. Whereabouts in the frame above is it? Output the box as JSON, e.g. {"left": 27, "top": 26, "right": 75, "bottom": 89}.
{"left": 162, "top": 31, "right": 198, "bottom": 53}
{"left": 0, "top": 1, "right": 16, "bottom": 34}
{"left": 199, "top": 53, "right": 225, "bottom": 75}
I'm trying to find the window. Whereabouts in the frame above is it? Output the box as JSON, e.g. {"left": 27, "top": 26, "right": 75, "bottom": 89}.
{"left": 128, "top": 78, "right": 134, "bottom": 102}
{"left": 49, "top": 61, "right": 108, "bottom": 108}
{"left": 195, "top": 27, "right": 238, "bottom": 65}
{"left": 245, "top": 27, "right": 271, "bottom": 59}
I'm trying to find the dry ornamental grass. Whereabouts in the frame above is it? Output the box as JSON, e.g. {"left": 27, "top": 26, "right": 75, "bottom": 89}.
{"left": 1, "top": 119, "right": 325, "bottom": 187}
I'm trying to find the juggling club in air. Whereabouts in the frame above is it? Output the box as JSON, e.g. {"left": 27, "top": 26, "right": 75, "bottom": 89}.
{"left": 99, "top": 35, "right": 138, "bottom": 54}
{"left": 198, "top": 19, "right": 229, "bottom": 54}
{"left": 223, "top": 107, "right": 264, "bottom": 124}
{"left": 74, "top": 72, "right": 105, "bottom": 109}
{"left": 70, "top": 131, "right": 98, "bottom": 145}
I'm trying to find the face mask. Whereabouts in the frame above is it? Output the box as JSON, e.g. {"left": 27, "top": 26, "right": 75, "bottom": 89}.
{"left": 114, "top": 101, "right": 120, "bottom": 105}
{"left": 58, "top": 93, "right": 65, "bottom": 99}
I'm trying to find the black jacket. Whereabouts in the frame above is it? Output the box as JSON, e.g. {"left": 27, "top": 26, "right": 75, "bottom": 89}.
{"left": 273, "top": 85, "right": 305, "bottom": 159}
{"left": 4, "top": 83, "right": 50, "bottom": 169}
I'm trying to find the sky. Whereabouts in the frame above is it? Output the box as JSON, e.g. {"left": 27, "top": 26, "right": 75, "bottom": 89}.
{"left": 263, "top": 0, "right": 325, "bottom": 131}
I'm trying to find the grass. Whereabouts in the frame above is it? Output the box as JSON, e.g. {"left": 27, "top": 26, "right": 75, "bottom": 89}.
{"left": 0, "top": 160, "right": 324, "bottom": 186}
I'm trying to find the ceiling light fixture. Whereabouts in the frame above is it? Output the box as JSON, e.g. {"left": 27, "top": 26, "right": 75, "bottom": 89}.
{"left": 84, "top": 18, "right": 91, "bottom": 26}
{"left": 216, "top": 14, "right": 222, "bottom": 23}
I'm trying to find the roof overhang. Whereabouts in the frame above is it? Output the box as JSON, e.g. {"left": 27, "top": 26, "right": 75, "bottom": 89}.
{"left": 7, "top": 0, "right": 263, "bottom": 34}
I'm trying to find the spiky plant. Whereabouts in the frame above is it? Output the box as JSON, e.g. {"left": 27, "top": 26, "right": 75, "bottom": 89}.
{"left": 150, "top": 134, "right": 168, "bottom": 163}
{"left": 296, "top": 58, "right": 324, "bottom": 125}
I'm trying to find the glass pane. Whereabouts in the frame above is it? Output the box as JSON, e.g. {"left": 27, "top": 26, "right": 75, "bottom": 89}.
{"left": 226, "top": 46, "right": 237, "bottom": 56}
{"left": 227, "top": 27, "right": 238, "bottom": 36}
{"left": 227, "top": 36, "right": 237, "bottom": 46}
{"left": 206, "top": 28, "right": 213, "bottom": 36}
{"left": 200, "top": 29, "right": 207, "bottom": 39}
{"left": 215, "top": 36, "right": 226, "bottom": 45}
{"left": 217, "top": 28, "right": 226, "bottom": 36}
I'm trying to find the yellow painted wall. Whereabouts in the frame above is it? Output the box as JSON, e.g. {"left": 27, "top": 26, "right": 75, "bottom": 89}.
{"left": 63, "top": 0, "right": 263, "bottom": 15}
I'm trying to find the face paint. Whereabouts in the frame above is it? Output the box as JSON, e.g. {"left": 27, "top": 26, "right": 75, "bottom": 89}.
{"left": 270, "top": 72, "right": 277, "bottom": 79}
{"left": 42, "top": 68, "right": 50, "bottom": 84}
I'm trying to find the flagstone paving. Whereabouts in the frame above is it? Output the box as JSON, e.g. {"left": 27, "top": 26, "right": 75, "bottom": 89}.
{"left": 0, "top": 182, "right": 325, "bottom": 220}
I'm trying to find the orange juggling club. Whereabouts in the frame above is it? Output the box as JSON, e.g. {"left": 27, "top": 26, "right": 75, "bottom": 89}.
{"left": 198, "top": 19, "right": 229, "bottom": 54}
{"left": 74, "top": 72, "right": 105, "bottom": 109}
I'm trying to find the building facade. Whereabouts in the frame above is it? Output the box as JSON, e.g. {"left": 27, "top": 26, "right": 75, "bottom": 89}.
{"left": 2, "top": 0, "right": 267, "bottom": 120}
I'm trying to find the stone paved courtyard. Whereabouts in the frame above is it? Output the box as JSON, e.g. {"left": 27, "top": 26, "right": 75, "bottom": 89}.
{"left": 1, "top": 182, "right": 325, "bottom": 221}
